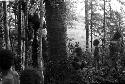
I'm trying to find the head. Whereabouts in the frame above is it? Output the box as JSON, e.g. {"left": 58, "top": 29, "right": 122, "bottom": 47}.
{"left": 93, "top": 39, "right": 100, "bottom": 46}
{"left": 74, "top": 47, "right": 82, "bottom": 56}
{"left": 20, "top": 68, "right": 42, "bottom": 84}
{"left": 0, "top": 49, "right": 14, "bottom": 72}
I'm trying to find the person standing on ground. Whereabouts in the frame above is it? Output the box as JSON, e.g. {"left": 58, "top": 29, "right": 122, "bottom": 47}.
{"left": 93, "top": 39, "right": 100, "bottom": 70}
{"left": 109, "top": 31, "right": 122, "bottom": 70}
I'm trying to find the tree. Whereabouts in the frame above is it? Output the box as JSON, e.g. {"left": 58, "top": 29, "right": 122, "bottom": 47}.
{"left": 29, "top": 13, "right": 40, "bottom": 68}
{"left": 24, "top": 0, "right": 28, "bottom": 68}
{"left": 45, "top": 0, "right": 70, "bottom": 84}
{"left": 87, "top": 0, "right": 125, "bottom": 41}
{"left": 90, "top": 0, "right": 93, "bottom": 52}
{"left": 0, "top": 2, "right": 4, "bottom": 49}
{"left": 17, "top": 0, "right": 22, "bottom": 71}
{"left": 85, "top": 0, "right": 89, "bottom": 51}
{"left": 3, "top": 1, "right": 9, "bottom": 49}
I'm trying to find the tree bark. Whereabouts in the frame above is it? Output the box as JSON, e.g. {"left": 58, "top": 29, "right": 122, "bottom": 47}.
{"left": 38, "top": 0, "right": 44, "bottom": 70}
{"left": 45, "top": 0, "right": 69, "bottom": 84}
{"left": 17, "top": 0, "right": 22, "bottom": 71}
{"left": 103, "top": 0, "right": 106, "bottom": 46}
{"left": 90, "top": 0, "right": 93, "bottom": 53}
{"left": 39, "top": 0, "right": 44, "bottom": 83}
{"left": 3, "top": 1, "right": 9, "bottom": 49}
{"left": 85, "top": 0, "right": 89, "bottom": 51}
{"left": 24, "top": 0, "right": 28, "bottom": 68}
{"left": 0, "top": 2, "right": 3, "bottom": 49}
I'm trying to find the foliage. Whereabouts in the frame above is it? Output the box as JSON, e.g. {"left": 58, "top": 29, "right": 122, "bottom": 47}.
{"left": 66, "top": 42, "right": 125, "bottom": 84}
{"left": 86, "top": 0, "right": 125, "bottom": 41}
{"left": 1, "top": 0, "right": 125, "bottom": 84}
{"left": 0, "top": 0, "right": 43, "bottom": 70}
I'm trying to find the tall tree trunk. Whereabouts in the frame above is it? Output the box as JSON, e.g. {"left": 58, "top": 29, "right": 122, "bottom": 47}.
{"left": 109, "top": 4, "right": 112, "bottom": 39}
{"left": 45, "top": 0, "right": 69, "bottom": 84}
{"left": 24, "top": 0, "right": 28, "bottom": 68}
{"left": 3, "top": 1, "right": 9, "bottom": 49}
{"left": 85, "top": 0, "right": 89, "bottom": 51}
{"left": 39, "top": 0, "right": 44, "bottom": 69}
{"left": 0, "top": 2, "right": 3, "bottom": 49}
{"left": 32, "top": 30, "right": 39, "bottom": 68}
{"left": 90, "top": 0, "right": 93, "bottom": 53}
{"left": 103, "top": 0, "right": 106, "bottom": 46}
{"left": 17, "top": 0, "right": 22, "bottom": 71}
{"left": 39, "top": 0, "right": 44, "bottom": 83}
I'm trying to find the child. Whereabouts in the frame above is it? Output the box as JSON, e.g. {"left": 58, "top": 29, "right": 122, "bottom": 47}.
{"left": 0, "top": 49, "right": 19, "bottom": 84}
{"left": 93, "top": 39, "right": 100, "bottom": 69}
{"left": 109, "top": 31, "right": 122, "bottom": 70}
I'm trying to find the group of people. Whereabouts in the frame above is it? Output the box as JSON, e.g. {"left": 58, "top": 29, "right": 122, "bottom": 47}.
{"left": 0, "top": 49, "right": 43, "bottom": 84}
{"left": 71, "top": 30, "right": 125, "bottom": 72}
{"left": 93, "top": 30, "right": 125, "bottom": 71}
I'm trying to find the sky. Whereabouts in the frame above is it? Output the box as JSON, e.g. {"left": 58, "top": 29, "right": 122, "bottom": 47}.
{"left": 67, "top": 0, "right": 125, "bottom": 50}
{"left": 111, "top": 0, "right": 125, "bottom": 11}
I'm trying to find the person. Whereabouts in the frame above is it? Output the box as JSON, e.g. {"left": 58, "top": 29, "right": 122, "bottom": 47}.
{"left": 71, "top": 46, "right": 86, "bottom": 70}
{"left": 71, "top": 56, "right": 81, "bottom": 70}
{"left": 109, "top": 30, "right": 122, "bottom": 70}
{"left": 0, "top": 49, "right": 19, "bottom": 84}
{"left": 93, "top": 39, "right": 100, "bottom": 69}
{"left": 20, "top": 68, "right": 43, "bottom": 84}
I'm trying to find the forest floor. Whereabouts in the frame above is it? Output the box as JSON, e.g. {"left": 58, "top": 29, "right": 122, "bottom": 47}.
{"left": 70, "top": 64, "right": 125, "bottom": 84}
{"left": 68, "top": 52, "right": 125, "bottom": 84}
